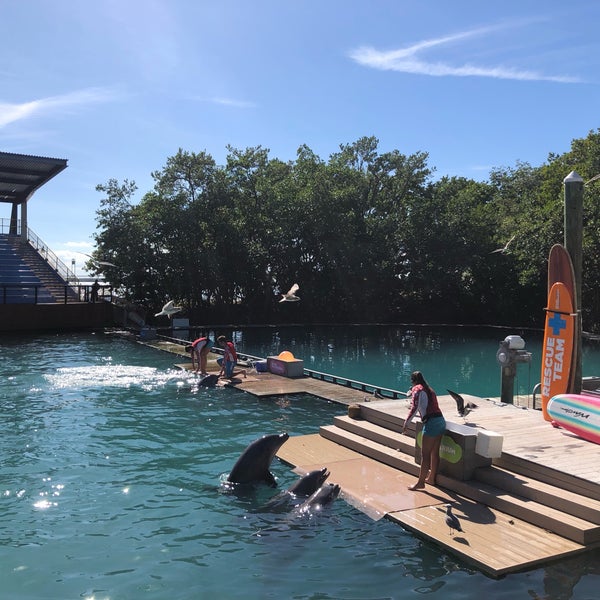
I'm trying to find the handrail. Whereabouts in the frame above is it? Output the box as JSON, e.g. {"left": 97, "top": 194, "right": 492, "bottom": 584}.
{"left": 155, "top": 333, "right": 408, "bottom": 399}
{"left": 0, "top": 218, "right": 79, "bottom": 284}
{"left": 303, "top": 369, "right": 408, "bottom": 399}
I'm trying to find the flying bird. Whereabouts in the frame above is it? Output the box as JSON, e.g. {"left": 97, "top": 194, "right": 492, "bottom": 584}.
{"left": 490, "top": 235, "right": 515, "bottom": 254}
{"left": 447, "top": 389, "right": 477, "bottom": 417}
{"left": 279, "top": 283, "right": 300, "bottom": 303}
{"left": 585, "top": 173, "right": 600, "bottom": 185}
{"left": 155, "top": 300, "right": 182, "bottom": 318}
{"left": 80, "top": 253, "right": 118, "bottom": 268}
{"left": 445, "top": 504, "right": 463, "bottom": 535}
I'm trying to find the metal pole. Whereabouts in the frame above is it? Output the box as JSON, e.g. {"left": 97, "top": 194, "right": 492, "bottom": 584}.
{"left": 564, "top": 171, "right": 584, "bottom": 393}
{"left": 501, "top": 364, "right": 516, "bottom": 404}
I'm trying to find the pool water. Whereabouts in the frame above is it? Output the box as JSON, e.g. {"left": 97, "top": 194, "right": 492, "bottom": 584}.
{"left": 1, "top": 329, "right": 598, "bottom": 599}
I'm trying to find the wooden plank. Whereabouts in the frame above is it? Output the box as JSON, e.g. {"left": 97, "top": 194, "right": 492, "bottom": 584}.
{"left": 389, "top": 503, "right": 585, "bottom": 577}
{"left": 362, "top": 395, "right": 600, "bottom": 492}
{"left": 276, "top": 433, "right": 589, "bottom": 577}
{"left": 277, "top": 435, "right": 454, "bottom": 519}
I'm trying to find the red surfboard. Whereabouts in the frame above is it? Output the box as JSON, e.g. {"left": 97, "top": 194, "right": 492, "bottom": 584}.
{"left": 540, "top": 282, "right": 575, "bottom": 421}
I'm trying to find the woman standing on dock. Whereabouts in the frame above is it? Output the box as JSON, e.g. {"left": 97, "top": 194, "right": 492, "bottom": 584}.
{"left": 402, "top": 371, "right": 446, "bottom": 490}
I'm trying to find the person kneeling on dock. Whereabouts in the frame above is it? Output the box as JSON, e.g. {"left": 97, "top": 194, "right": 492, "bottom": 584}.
{"left": 216, "top": 336, "right": 246, "bottom": 380}
{"left": 402, "top": 371, "right": 446, "bottom": 490}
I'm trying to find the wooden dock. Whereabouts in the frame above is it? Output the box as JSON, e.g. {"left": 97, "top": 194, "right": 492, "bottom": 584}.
{"left": 139, "top": 337, "right": 600, "bottom": 577}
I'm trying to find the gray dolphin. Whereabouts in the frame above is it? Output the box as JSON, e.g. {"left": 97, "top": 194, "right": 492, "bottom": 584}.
{"left": 260, "top": 467, "right": 330, "bottom": 511}
{"left": 294, "top": 482, "right": 341, "bottom": 515}
{"left": 199, "top": 374, "right": 219, "bottom": 387}
{"left": 227, "top": 433, "right": 290, "bottom": 487}
{"left": 287, "top": 468, "right": 330, "bottom": 497}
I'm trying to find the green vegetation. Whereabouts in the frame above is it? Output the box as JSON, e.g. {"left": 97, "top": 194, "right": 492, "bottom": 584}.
{"left": 90, "top": 131, "right": 600, "bottom": 330}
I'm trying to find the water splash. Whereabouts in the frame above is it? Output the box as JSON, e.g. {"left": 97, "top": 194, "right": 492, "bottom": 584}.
{"left": 44, "top": 365, "right": 193, "bottom": 391}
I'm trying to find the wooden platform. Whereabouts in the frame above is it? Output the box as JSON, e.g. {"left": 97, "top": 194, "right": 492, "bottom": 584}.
{"left": 277, "top": 435, "right": 585, "bottom": 576}
{"left": 137, "top": 339, "right": 600, "bottom": 576}
{"left": 240, "top": 378, "right": 600, "bottom": 576}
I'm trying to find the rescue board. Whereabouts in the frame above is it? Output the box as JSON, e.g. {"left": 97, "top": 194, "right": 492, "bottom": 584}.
{"left": 548, "top": 244, "right": 576, "bottom": 294}
{"left": 547, "top": 244, "right": 579, "bottom": 392}
{"left": 547, "top": 393, "right": 600, "bottom": 445}
{"left": 540, "top": 281, "right": 575, "bottom": 421}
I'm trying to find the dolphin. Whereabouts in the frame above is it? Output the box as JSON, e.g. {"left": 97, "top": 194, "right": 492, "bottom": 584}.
{"left": 198, "top": 373, "right": 219, "bottom": 387}
{"left": 260, "top": 467, "right": 330, "bottom": 511}
{"left": 294, "top": 482, "right": 341, "bottom": 515}
{"left": 227, "top": 433, "right": 290, "bottom": 487}
{"left": 287, "top": 468, "right": 330, "bottom": 497}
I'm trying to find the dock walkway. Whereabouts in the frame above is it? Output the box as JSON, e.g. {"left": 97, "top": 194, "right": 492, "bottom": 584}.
{"left": 139, "top": 337, "right": 600, "bottom": 577}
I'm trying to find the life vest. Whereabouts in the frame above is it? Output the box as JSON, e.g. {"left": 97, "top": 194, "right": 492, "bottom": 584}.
{"left": 192, "top": 337, "right": 213, "bottom": 350}
{"left": 224, "top": 341, "right": 237, "bottom": 362}
{"left": 412, "top": 383, "right": 443, "bottom": 421}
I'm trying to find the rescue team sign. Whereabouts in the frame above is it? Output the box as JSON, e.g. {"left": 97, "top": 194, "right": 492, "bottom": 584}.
{"left": 540, "top": 282, "right": 574, "bottom": 422}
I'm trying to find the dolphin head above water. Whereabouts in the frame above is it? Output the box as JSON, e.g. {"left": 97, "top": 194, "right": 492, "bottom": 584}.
{"left": 295, "top": 482, "right": 341, "bottom": 515}
{"left": 286, "top": 468, "right": 330, "bottom": 497}
{"left": 227, "top": 432, "right": 290, "bottom": 487}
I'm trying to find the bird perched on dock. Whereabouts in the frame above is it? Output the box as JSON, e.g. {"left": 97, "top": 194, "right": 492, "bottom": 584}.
{"left": 447, "top": 389, "right": 477, "bottom": 418}
{"left": 279, "top": 283, "right": 300, "bottom": 303}
{"left": 155, "top": 300, "right": 182, "bottom": 318}
{"left": 490, "top": 234, "right": 515, "bottom": 254}
{"left": 445, "top": 504, "right": 463, "bottom": 535}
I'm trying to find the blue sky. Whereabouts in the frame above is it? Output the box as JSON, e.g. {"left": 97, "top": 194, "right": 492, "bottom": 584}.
{"left": 1, "top": 0, "right": 599, "bottom": 274}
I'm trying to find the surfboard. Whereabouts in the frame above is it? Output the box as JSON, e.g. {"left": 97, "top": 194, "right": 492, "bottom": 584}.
{"left": 540, "top": 281, "right": 575, "bottom": 421}
{"left": 548, "top": 244, "right": 576, "bottom": 294}
{"left": 547, "top": 393, "right": 600, "bottom": 445}
{"left": 547, "top": 244, "right": 580, "bottom": 393}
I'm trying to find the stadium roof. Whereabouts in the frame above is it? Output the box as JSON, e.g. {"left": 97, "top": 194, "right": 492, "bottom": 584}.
{"left": 0, "top": 151, "right": 68, "bottom": 205}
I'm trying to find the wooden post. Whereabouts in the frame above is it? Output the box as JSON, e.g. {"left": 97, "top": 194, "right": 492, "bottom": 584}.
{"left": 563, "top": 171, "right": 583, "bottom": 394}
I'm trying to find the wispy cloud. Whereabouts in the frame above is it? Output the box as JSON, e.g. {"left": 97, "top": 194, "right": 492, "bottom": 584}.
{"left": 206, "top": 97, "right": 257, "bottom": 109}
{"left": 349, "top": 24, "right": 581, "bottom": 83}
{"left": 0, "top": 88, "right": 118, "bottom": 128}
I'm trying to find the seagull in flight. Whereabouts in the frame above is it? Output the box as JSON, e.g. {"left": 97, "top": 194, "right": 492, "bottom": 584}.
{"left": 585, "top": 173, "right": 600, "bottom": 185}
{"left": 445, "top": 504, "right": 463, "bottom": 535}
{"left": 279, "top": 283, "right": 300, "bottom": 303}
{"left": 447, "top": 389, "right": 477, "bottom": 418}
{"left": 490, "top": 235, "right": 515, "bottom": 254}
{"left": 155, "top": 300, "right": 182, "bottom": 318}
{"left": 78, "top": 253, "right": 118, "bottom": 268}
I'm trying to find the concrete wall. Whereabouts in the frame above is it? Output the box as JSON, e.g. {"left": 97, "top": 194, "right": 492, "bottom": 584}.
{"left": 0, "top": 301, "right": 117, "bottom": 332}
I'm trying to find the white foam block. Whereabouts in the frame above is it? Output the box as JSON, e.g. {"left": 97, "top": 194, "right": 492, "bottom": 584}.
{"left": 476, "top": 430, "right": 503, "bottom": 458}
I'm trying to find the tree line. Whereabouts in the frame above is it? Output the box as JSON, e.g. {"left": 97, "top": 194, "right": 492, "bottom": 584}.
{"left": 90, "top": 131, "right": 600, "bottom": 331}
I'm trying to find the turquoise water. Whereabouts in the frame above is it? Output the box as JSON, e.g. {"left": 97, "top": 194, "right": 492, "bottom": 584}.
{"left": 210, "top": 324, "right": 600, "bottom": 400}
{"left": 1, "top": 328, "right": 599, "bottom": 600}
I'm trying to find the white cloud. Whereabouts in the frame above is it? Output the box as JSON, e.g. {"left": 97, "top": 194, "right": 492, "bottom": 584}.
{"left": 349, "top": 25, "right": 581, "bottom": 83}
{"left": 207, "top": 97, "right": 257, "bottom": 109}
{"left": 63, "top": 241, "right": 95, "bottom": 250}
{"left": 0, "top": 88, "right": 118, "bottom": 128}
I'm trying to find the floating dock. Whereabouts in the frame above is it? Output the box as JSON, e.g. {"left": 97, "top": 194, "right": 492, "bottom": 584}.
{"left": 139, "top": 336, "right": 600, "bottom": 577}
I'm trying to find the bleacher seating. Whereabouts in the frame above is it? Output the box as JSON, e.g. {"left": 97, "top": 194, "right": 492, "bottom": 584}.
{"left": 0, "top": 236, "right": 56, "bottom": 303}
